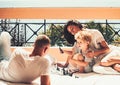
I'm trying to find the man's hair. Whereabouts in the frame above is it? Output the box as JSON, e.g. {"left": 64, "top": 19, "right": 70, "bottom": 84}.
{"left": 34, "top": 35, "right": 50, "bottom": 48}
{"left": 75, "top": 31, "right": 92, "bottom": 43}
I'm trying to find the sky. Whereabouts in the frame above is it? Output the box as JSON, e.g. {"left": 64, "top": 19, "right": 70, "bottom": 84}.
{"left": 0, "top": 0, "right": 120, "bottom": 8}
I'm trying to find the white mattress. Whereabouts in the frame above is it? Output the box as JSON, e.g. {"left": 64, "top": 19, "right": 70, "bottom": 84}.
{"left": 1, "top": 55, "right": 120, "bottom": 85}
{"left": 0, "top": 72, "right": 120, "bottom": 85}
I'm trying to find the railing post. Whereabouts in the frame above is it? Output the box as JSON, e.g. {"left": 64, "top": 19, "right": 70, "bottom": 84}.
{"left": 44, "top": 19, "right": 46, "bottom": 34}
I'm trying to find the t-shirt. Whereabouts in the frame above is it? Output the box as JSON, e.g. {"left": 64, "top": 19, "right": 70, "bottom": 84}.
{"left": 85, "top": 29, "right": 105, "bottom": 51}
{"left": 0, "top": 48, "right": 50, "bottom": 83}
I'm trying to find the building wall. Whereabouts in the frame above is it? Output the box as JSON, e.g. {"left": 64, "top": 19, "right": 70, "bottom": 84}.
{"left": 0, "top": 8, "right": 120, "bottom": 19}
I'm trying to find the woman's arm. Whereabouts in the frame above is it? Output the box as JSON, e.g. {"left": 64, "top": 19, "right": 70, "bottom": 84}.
{"left": 94, "top": 41, "right": 110, "bottom": 57}
{"left": 59, "top": 47, "right": 73, "bottom": 55}
{"left": 86, "top": 41, "right": 110, "bottom": 58}
{"left": 63, "top": 50, "right": 73, "bottom": 55}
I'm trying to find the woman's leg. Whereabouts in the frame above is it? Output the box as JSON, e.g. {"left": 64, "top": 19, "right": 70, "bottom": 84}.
{"left": 93, "top": 46, "right": 120, "bottom": 74}
{"left": 100, "top": 58, "right": 120, "bottom": 67}
{"left": 100, "top": 47, "right": 120, "bottom": 66}
{"left": 93, "top": 62, "right": 120, "bottom": 74}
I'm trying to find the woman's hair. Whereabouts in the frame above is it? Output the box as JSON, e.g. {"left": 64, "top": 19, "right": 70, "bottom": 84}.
{"left": 75, "top": 31, "right": 92, "bottom": 43}
{"left": 34, "top": 35, "right": 50, "bottom": 48}
{"left": 64, "top": 20, "right": 83, "bottom": 44}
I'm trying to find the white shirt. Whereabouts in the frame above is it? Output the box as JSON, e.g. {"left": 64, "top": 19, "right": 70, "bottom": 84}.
{"left": 0, "top": 48, "right": 50, "bottom": 83}
{"left": 85, "top": 29, "right": 105, "bottom": 50}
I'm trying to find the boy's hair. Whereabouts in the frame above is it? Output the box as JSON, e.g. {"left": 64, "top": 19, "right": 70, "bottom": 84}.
{"left": 34, "top": 35, "right": 50, "bottom": 48}
{"left": 75, "top": 31, "right": 92, "bottom": 43}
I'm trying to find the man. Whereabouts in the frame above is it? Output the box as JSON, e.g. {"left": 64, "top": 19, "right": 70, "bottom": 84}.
{"left": 0, "top": 32, "right": 51, "bottom": 85}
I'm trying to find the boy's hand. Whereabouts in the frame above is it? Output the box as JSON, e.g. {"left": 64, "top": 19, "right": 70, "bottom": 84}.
{"left": 86, "top": 51, "right": 94, "bottom": 58}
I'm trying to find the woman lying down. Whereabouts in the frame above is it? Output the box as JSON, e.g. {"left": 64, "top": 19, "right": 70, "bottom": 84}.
{"left": 74, "top": 31, "right": 120, "bottom": 74}
{"left": 57, "top": 30, "right": 120, "bottom": 75}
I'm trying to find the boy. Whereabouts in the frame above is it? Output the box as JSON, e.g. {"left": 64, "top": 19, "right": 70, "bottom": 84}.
{"left": 68, "top": 31, "right": 95, "bottom": 73}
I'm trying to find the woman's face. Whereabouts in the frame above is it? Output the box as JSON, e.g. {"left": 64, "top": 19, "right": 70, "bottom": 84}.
{"left": 67, "top": 25, "right": 80, "bottom": 35}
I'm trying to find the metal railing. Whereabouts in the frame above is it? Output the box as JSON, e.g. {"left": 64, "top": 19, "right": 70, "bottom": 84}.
{"left": 0, "top": 19, "right": 120, "bottom": 46}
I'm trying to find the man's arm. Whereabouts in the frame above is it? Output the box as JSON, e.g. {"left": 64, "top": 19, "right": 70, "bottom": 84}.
{"left": 41, "top": 75, "right": 50, "bottom": 85}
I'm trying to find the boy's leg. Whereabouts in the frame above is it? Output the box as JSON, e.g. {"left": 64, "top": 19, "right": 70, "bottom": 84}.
{"left": 0, "top": 32, "right": 11, "bottom": 61}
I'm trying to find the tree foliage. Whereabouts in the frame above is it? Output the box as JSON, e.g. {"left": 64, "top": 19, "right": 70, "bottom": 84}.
{"left": 45, "top": 21, "right": 119, "bottom": 46}
{"left": 45, "top": 24, "right": 65, "bottom": 46}
{"left": 84, "top": 21, "right": 114, "bottom": 44}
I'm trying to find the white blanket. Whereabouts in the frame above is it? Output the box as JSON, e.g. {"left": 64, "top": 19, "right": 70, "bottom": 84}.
{"left": 1, "top": 54, "right": 120, "bottom": 85}
{"left": 0, "top": 72, "right": 120, "bottom": 85}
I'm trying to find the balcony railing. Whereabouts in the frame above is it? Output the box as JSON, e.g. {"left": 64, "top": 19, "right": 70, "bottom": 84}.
{"left": 0, "top": 19, "right": 120, "bottom": 46}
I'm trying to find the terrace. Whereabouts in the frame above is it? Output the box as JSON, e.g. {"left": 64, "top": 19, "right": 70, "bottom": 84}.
{"left": 0, "top": 2, "right": 120, "bottom": 85}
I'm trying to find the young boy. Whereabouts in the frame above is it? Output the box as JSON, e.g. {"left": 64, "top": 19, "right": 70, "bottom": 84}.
{"left": 0, "top": 32, "right": 51, "bottom": 85}
{"left": 68, "top": 31, "right": 95, "bottom": 73}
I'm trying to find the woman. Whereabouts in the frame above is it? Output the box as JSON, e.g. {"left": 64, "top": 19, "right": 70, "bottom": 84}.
{"left": 57, "top": 20, "right": 83, "bottom": 69}
{"left": 64, "top": 19, "right": 110, "bottom": 57}
{"left": 58, "top": 20, "right": 120, "bottom": 74}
